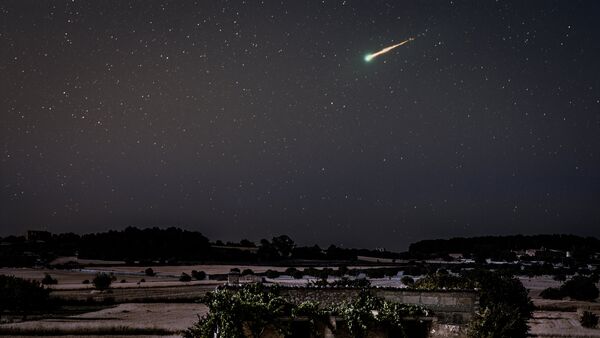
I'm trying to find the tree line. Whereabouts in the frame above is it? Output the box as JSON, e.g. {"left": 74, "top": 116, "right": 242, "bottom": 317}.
{"left": 0, "top": 227, "right": 402, "bottom": 267}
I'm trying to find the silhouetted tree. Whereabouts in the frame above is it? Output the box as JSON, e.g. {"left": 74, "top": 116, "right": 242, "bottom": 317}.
{"left": 92, "top": 273, "right": 112, "bottom": 290}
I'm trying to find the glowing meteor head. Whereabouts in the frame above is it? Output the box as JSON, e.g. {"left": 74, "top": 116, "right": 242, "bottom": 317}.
{"left": 364, "top": 54, "right": 374, "bottom": 62}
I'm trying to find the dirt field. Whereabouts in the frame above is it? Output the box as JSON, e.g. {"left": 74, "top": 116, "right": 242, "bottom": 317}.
{"left": 522, "top": 275, "right": 600, "bottom": 337}
{"left": 0, "top": 303, "right": 208, "bottom": 336}
{"left": 529, "top": 310, "right": 600, "bottom": 337}
{"left": 51, "top": 284, "right": 216, "bottom": 302}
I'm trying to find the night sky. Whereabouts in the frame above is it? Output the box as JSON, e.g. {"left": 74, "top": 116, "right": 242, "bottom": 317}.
{"left": 2, "top": 1, "right": 600, "bottom": 250}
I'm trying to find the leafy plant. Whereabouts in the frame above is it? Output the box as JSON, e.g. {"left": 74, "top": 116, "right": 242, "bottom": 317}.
{"left": 92, "top": 273, "right": 112, "bottom": 290}
{"left": 561, "top": 276, "right": 599, "bottom": 301}
{"left": 179, "top": 272, "right": 192, "bottom": 282}
{"left": 580, "top": 311, "right": 599, "bottom": 328}
{"left": 468, "top": 303, "right": 528, "bottom": 338}
{"left": 540, "top": 287, "right": 564, "bottom": 300}
{"left": 0, "top": 275, "right": 52, "bottom": 320}
{"left": 41, "top": 273, "right": 58, "bottom": 285}
{"left": 184, "top": 285, "right": 429, "bottom": 338}
{"left": 191, "top": 270, "right": 206, "bottom": 280}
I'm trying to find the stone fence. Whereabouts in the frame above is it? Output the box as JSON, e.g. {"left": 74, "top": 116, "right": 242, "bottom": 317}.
{"left": 278, "top": 287, "right": 479, "bottom": 324}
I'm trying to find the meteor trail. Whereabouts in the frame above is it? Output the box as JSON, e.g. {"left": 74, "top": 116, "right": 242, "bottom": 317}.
{"left": 364, "top": 37, "right": 415, "bottom": 62}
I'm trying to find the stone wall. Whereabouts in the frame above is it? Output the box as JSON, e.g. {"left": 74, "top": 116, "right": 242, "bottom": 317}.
{"left": 278, "top": 288, "right": 478, "bottom": 324}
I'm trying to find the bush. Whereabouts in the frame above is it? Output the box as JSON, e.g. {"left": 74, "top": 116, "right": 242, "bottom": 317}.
{"left": 144, "top": 268, "right": 155, "bottom": 277}
{"left": 465, "top": 271, "right": 532, "bottom": 338}
{"left": 580, "top": 311, "right": 599, "bottom": 328}
{"left": 561, "top": 276, "right": 599, "bottom": 301}
{"left": 191, "top": 270, "right": 206, "bottom": 280}
{"left": 120, "top": 279, "right": 127, "bottom": 283}
{"left": 41, "top": 273, "right": 58, "bottom": 285}
{"left": 265, "top": 269, "right": 280, "bottom": 279}
{"left": 553, "top": 273, "right": 567, "bottom": 282}
{"left": 401, "top": 276, "right": 415, "bottom": 287}
{"left": 292, "top": 270, "right": 304, "bottom": 279}
{"left": 92, "top": 273, "right": 112, "bottom": 290}
{"left": 540, "top": 287, "right": 564, "bottom": 300}
{"left": 468, "top": 303, "right": 528, "bottom": 338}
{"left": 242, "top": 269, "right": 254, "bottom": 276}
{"left": 179, "top": 272, "right": 192, "bottom": 282}
{"left": 0, "top": 275, "right": 52, "bottom": 319}
{"left": 82, "top": 279, "right": 90, "bottom": 284}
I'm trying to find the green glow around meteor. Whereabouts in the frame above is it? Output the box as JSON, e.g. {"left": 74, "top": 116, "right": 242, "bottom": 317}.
{"left": 363, "top": 37, "right": 415, "bottom": 63}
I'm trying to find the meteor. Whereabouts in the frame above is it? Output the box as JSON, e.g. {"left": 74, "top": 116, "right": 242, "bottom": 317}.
{"left": 364, "top": 37, "right": 415, "bottom": 62}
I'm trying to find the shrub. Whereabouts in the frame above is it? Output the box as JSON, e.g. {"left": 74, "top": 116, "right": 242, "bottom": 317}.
{"left": 580, "top": 311, "right": 599, "bottom": 328}
{"left": 553, "top": 273, "right": 567, "bottom": 282}
{"left": 92, "top": 273, "right": 112, "bottom": 290}
{"left": 120, "top": 279, "right": 127, "bottom": 283}
{"left": 41, "top": 273, "right": 58, "bottom": 285}
{"left": 0, "top": 275, "right": 51, "bottom": 319}
{"left": 265, "top": 269, "right": 280, "bottom": 279}
{"left": 540, "top": 287, "right": 564, "bottom": 300}
{"left": 242, "top": 269, "right": 254, "bottom": 276}
{"left": 464, "top": 271, "right": 532, "bottom": 338}
{"left": 144, "top": 268, "right": 155, "bottom": 277}
{"left": 468, "top": 303, "right": 528, "bottom": 338}
{"left": 292, "top": 270, "right": 304, "bottom": 279}
{"left": 561, "top": 276, "right": 599, "bottom": 301}
{"left": 401, "top": 276, "right": 415, "bottom": 287}
{"left": 184, "top": 284, "right": 428, "bottom": 338}
{"left": 285, "top": 267, "right": 298, "bottom": 275}
{"left": 191, "top": 270, "right": 206, "bottom": 280}
{"left": 414, "top": 273, "right": 475, "bottom": 290}
{"left": 179, "top": 272, "right": 192, "bottom": 282}
{"left": 82, "top": 279, "right": 90, "bottom": 284}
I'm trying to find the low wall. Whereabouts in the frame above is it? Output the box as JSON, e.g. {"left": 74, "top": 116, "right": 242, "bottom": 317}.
{"left": 278, "top": 288, "right": 478, "bottom": 324}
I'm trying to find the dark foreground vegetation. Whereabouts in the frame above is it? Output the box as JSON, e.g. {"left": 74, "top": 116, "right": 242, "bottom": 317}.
{"left": 184, "top": 269, "right": 532, "bottom": 338}
{"left": 184, "top": 283, "right": 430, "bottom": 338}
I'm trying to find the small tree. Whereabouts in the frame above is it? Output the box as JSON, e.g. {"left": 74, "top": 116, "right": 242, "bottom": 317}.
{"left": 242, "top": 268, "right": 254, "bottom": 276}
{"left": 191, "top": 270, "right": 206, "bottom": 280}
{"left": 265, "top": 269, "right": 280, "bottom": 279}
{"left": 41, "top": 273, "right": 58, "bottom": 285}
{"left": 468, "top": 303, "right": 528, "bottom": 338}
{"left": 179, "top": 272, "right": 192, "bottom": 282}
{"left": 540, "top": 287, "right": 564, "bottom": 300}
{"left": 561, "top": 276, "right": 599, "bottom": 301}
{"left": 0, "top": 275, "right": 51, "bottom": 320}
{"left": 401, "top": 275, "right": 415, "bottom": 287}
{"left": 144, "top": 268, "right": 155, "bottom": 277}
{"left": 92, "top": 273, "right": 112, "bottom": 290}
{"left": 581, "top": 311, "right": 599, "bottom": 328}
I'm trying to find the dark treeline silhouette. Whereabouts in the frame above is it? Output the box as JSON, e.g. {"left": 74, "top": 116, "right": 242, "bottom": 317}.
{"left": 0, "top": 227, "right": 401, "bottom": 267}
{"left": 3, "top": 229, "right": 599, "bottom": 268}
{"left": 409, "top": 234, "right": 600, "bottom": 257}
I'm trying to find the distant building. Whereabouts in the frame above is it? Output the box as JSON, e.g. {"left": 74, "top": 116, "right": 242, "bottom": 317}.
{"left": 26, "top": 230, "right": 51, "bottom": 242}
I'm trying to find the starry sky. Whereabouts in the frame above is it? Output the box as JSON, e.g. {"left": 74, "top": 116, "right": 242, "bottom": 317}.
{"left": 2, "top": 1, "right": 600, "bottom": 250}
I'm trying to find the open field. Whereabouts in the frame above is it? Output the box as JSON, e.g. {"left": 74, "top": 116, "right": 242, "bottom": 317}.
{"left": 0, "top": 303, "right": 208, "bottom": 336}
{"left": 51, "top": 284, "right": 216, "bottom": 303}
{"left": 2, "top": 270, "right": 600, "bottom": 337}
{"left": 529, "top": 310, "right": 600, "bottom": 337}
